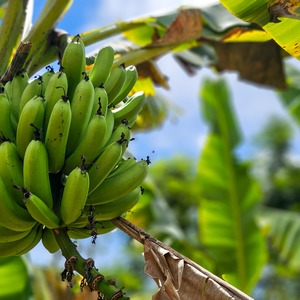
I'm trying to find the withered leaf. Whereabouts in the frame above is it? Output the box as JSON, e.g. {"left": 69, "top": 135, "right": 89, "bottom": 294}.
{"left": 212, "top": 40, "right": 286, "bottom": 89}
{"left": 144, "top": 239, "right": 253, "bottom": 300}
{"left": 268, "top": 0, "right": 300, "bottom": 22}
{"left": 154, "top": 9, "right": 202, "bottom": 46}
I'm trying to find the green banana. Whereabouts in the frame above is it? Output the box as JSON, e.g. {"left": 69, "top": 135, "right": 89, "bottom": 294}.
{"left": 4, "top": 80, "right": 12, "bottom": 101}
{"left": 0, "top": 224, "right": 42, "bottom": 257}
{"left": 42, "top": 228, "right": 60, "bottom": 253}
{"left": 104, "top": 118, "right": 131, "bottom": 153}
{"left": 19, "top": 76, "right": 43, "bottom": 115}
{"left": 44, "top": 70, "right": 68, "bottom": 131}
{"left": 17, "top": 224, "right": 43, "bottom": 256}
{"left": 63, "top": 113, "right": 107, "bottom": 174}
{"left": 22, "top": 190, "right": 60, "bottom": 229}
{"left": 89, "top": 46, "right": 115, "bottom": 87}
{"left": 41, "top": 65, "right": 55, "bottom": 94}
{"left": 10, "top": 70, "right": 29, "bottom": 123}
{"left": 68, "top": 221, "right": 116, "bottom": 239}
{"left": 105, "top": 65, "right": 126, "bottom": 105}
{"left": 0, "top": 177, "right": 36, "bottom": 232}
{"left": 60, "top": 166, "right": 90, "bottom": 226}
{"left": 88, "top": 140, "right": 124, "bottom": 194}
{"left": 87, "top": 159, "right": 149, "bottom": 205}
{"left": 0, "top": 224, "right": 32, "bottom": 243}
{"left": 107, "top": 157, "right": 137, "bottom": 178}
{"left": 0, "top": 141, "right": 25, "bottom": 207}
{"left": 91, "top": 85, "right": 108, "bottom": 119}
{"left": 87, "top": 186, "right": 141, "bottom": 221}
{"left": 45, "top": 95, "right": 72, "bottom": 173}
{"left": 112, "top": 91, "right": 145, "bottom": 127}
{"left": 110, "top": 65, "right": 138, "bottom": 106}
{"left": 62, "top": 34, "right": 86, "bottom": 99}
{"left": 102, "top": 108, "right": 115, "bottom": 146}
{"left": 66, "top": 73, "right": 95, "bottom": 156}
{"left": 16, "top": 95, "right": 45, "bottom": 159}
{"left": 23, "top": 139, "right": 53, "bottom": 208}
{"left": 0, "top": 89, "right": 15, "bottom": 141}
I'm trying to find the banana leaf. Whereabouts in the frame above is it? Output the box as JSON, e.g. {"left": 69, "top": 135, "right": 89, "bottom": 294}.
{"left": 259, "top": 207, "right": 300, "bottom": 272}
{"left": 197, "top": 78, "right": 267, "bottom": 294}
{"left": 220, "top": 0, "right": 300, "bottom": 59}
{"left": 0, "top": 256, "right": 31, "bottom": 299}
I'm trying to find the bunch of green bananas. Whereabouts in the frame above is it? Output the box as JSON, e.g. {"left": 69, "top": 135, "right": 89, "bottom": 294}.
{"left": 0, "top": 35, "right": 149, "bottom": 256}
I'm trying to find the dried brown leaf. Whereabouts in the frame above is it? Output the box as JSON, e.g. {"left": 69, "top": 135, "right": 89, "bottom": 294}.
{"left": 212, "top": 40, "right": 286, "bottom": 89}
{"left": 112, "top": 217, "right": 254, "bottom": 300}
{"left": 154, "top": 9, "right": 202, "bottom": 46}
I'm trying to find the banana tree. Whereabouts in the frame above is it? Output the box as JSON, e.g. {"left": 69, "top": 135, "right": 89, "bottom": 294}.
{"left": 0, "top": 0, "right": 299, "bottom": 299}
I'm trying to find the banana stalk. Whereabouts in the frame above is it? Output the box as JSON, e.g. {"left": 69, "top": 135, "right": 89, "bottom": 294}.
{"left": 0, "top": 0, "right": 30, "bottom": 76}
{"left": 53, "top": 228, "right": 129, "bottom": 299}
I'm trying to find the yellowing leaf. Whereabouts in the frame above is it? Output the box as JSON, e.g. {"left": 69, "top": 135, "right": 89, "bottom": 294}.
{"left": 123, "top": 24, "right": 157, "bottom": 47}
{"left": 133, "top": 77, "right": 155, "bottom": 96}
{"left": 223, "top": 28, "right": 271, "bottom": 42}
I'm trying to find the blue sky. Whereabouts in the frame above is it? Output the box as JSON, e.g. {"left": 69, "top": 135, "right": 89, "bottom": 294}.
{"left": 27, "top": 0, "right": 300, "bottom": 270}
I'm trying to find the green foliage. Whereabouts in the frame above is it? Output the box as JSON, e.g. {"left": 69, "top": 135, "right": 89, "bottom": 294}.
{"left": 198, "top": 78, "right": 267, "bottom": 293}
{"left": 0, "top": 257, "right": 32, "bottom": 299}
{"left": 260, "top": 207, "right": 300, "bottom": 272}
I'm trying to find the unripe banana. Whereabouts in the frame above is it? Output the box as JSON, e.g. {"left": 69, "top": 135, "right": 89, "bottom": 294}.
{"left": 63, "top": 112, "right": 107, "bottom": 174}
{"left": 16, "top": 95, "right": 45, "bottom": 159}
{"left": 0, "top": 223, "right": 42, "bottom": 257}
{"left": 45, "top": 95, "right": 72, "bottom": 173}
{"left": 105, "top": 65, "right": 126, "bottom": 105}
{"left": 17, "top": 224, "right": 43, "bottom": 256}
{"left": 112, "top": 91, "right": 145, "bottom": 127}
{"left": 68, "top": 221, "right": 116, "bottom": 239}
{"left": 10, "top": 70, "right": 29, "bottom": 123}
{"left": 110, "top": 65, "right": 138, "bottom": 106}
{"left": 102, "top": 108, "right": 115, "bottom": 146}
{"left": 66, "top": 74, "right": 95, "bottom": 156}
{"left": 4, "top": 80, "right": 12, "bottom": 100}
{"left": 41, "top": 65, "right": 55, "bottom": 94}
{"left": 87, "top": 159, "right": 149, "bottom": 205}
{"left": 104, "top": 118, "right": 131, "bottom": 153}
{"left": 42, "top": 228, "right": 60, "bottom": 253}
{"left": 0, "top": 177, "right": 36, "bottom": 232}
{"left": 62, "top": 34, "right": 86, "bottom": 99}
{"left": 0, "top": 224, "right": 32, "bottom": 243}
{"left": 91, "top": 85, "right": 108, "bottom": 119}
{"left": 19, "top": 76, "right": 43, "bottom": 115}
{"left": 23, "top": 139, "right": 53, "bottom": 208}
{"left": 88, "top": 140, "right": 124, "bottom": 194}
{"left": 87, "top": 186, "right": 141, "bottom": 221}
{"left": 89, "top": 46, "right": 115, "bottom": 88}
{"left": 107, "top": 157, "right": 137, "bottom": 178}
{"left": 0, "top": 89, "right": 15, "bottom": 141}
{"left": 22, "top": 190, "right": 60, "bottom": 229}
{"left": 44, "top": 70, "right": 68, "bottom": 131}
{"left": 60, "top": 166, "right": 90, "bottom": 226}
{"left": 0, "top": 141, "right": 25, "bottom": 207}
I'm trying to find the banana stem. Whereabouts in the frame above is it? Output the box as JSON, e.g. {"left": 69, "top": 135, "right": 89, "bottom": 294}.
{"left": 53, "top": 227, "right": 129, "bottom": 299}
{"left": 23, "top": 0, "right": 73, "bottom": 74}
{"left": 112, "top": 44, "right": 174, "bottom": 68}
{"left": 0, "top": 0, "right": 30, "bottom": 76}
{"left": 80, "top": 22, "right": 146, "bottom": 46}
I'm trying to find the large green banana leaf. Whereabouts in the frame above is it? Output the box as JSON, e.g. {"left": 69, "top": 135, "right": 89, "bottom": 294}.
{"left": 197, "top": 78, "right": 267, "bottom": 294}
{"left": 0, "top": 256, "right": 31, "bottom": 299}
{"left": 221, "top": 0, "right": 300, "bottom": 59}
